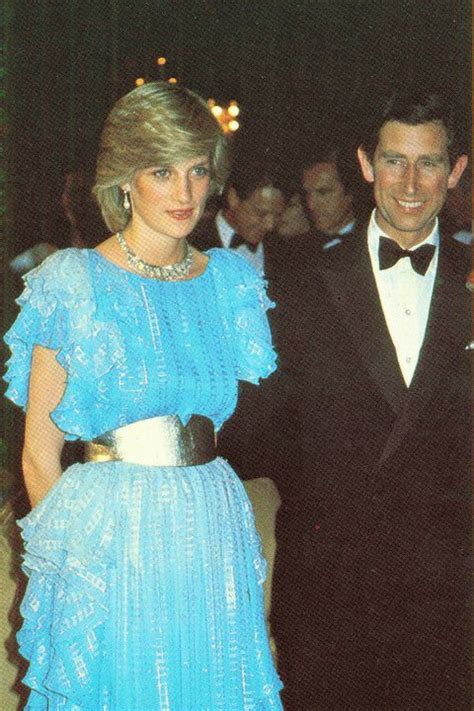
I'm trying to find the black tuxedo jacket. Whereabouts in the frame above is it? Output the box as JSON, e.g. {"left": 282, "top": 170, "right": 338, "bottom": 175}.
{"left": 269, "top": 230, "right": 472, "bottom": 709}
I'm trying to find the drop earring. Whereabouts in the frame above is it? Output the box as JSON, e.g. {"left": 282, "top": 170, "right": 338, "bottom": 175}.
{"left": 123, "top": 190, "right": 131, "bottom": 211}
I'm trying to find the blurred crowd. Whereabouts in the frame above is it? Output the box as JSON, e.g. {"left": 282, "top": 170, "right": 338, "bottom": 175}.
{"left": 9, "top": 133, "right": 470, "bottom": 289}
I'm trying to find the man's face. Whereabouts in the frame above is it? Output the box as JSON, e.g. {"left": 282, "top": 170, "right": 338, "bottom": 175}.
{"left": 302, "top": 162, "right": 353, "bottom": 236}
{"left": 358, "top": 120, "right": 467, "bottom": 248}
{"left": 227, "top": 185, "right": 286, "bottom": 245}
{"left": 277, "top": 193, "right": 310, "bottom": 238}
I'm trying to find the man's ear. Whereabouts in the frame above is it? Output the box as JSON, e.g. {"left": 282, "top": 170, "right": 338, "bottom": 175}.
{"left": 357, "top": 147, "right": 375, "bottom": 184}
{"left": 226, "top": 187, "right": 241, "bottom": 210}
{"left": 447, "top": 154, "right": 468, "bottom": 189}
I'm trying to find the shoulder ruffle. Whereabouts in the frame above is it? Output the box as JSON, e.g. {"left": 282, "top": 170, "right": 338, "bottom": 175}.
{"left": 209, "top": 249, "right": 277, "bottom": 385}
{"left": 3, "top": 249, "right": 124, "bottom": 440}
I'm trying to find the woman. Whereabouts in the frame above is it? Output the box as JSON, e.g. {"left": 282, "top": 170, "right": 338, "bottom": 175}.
{"left": 4, "top": 82, "right": 283, "bottom": 710}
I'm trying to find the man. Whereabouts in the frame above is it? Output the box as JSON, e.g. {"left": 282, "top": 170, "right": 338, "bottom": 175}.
{"left": 191, "top": 157, "right": 286, "bottom": 630}
{"left": 270, "top": 90, "right": 471, "bottom": 709}
{"left": 190, "top": 158, "right": 286, "bottom": 276}
{"left": 190, "top": 157, "right": 287, "bottom": 480}
{"left": 300, "top": 146, "right": 361, "bottom": 251}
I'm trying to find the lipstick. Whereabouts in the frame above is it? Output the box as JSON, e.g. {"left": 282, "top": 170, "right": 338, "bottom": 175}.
{"left": 167, "top": 209, "right": 193, "bottom": 220}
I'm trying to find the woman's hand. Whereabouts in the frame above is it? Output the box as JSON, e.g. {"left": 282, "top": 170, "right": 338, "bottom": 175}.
{"left": 23, "top": 345, "right": 67, "bottom": 507}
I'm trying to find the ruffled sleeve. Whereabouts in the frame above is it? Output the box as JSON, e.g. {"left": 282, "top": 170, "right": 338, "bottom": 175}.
{"left": 3, "top": 251, "right": 71, "bottom": 408}
{"left": 211, "top": 249, "right": 278, "bottom": 384}
{"left": 3, "top": 249, "right": 120, "bottom": 441}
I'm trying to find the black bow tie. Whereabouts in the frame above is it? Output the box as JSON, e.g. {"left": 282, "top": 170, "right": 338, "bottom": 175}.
{"left": 378, "top": 237, "right": 435, "bottom": 276}
{"left": 229, "top": 234, "right": 259, "bottom": 253}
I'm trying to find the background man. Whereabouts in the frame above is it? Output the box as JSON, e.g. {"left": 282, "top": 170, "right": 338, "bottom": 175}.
{"left": 301, "top": 146, "right": 357, "bottom": 249}
{"left": 191, "top": 152, "right": 286, "bottom": 635}
{"left": 190, "top": 156, "right": 286, "bottom": 276}
{"left": 190, "top": 153, "right": 288, "bottom": 481}
{"left": 270, "top": 89, "right": 470, "bottom": 710}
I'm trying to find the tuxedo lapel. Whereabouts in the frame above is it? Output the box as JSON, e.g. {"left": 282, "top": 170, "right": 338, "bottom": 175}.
{"left": 321, "top": 239, "right": 407, "bottom": 414}
{"left": 379, "top": 238, "right": 470, "bottom": 464}
{"left": 262, "top": 236, "right": 281, "bottom": 281}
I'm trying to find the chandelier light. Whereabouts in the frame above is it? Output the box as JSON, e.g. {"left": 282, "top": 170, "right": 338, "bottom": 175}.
{"left": 133, "top": 57, "right": 241, "bottom": 133}
{"left": 207, "top": 99, "right": 241, "bottom": 133}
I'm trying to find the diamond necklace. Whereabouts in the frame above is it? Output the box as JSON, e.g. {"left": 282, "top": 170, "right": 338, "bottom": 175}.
{"left": 116, "top": 232, "right": 194, "bottom": 280}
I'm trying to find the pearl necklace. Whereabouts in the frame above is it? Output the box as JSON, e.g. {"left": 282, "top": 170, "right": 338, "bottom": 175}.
{"left": 116, "top": 232, "right": 194, "bottom": 280}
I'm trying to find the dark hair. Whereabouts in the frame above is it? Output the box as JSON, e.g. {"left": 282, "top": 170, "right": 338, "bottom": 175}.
{"left": 222, "top": 138, "right": 288, "bottom": 203}
{"left": 360, "top": 89, "right": 463, "bottom": 165}
{"left": 301, "top": 144, "right": 358, "bottom": 196}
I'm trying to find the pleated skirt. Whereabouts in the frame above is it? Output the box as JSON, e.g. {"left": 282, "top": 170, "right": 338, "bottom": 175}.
{"left": 17, "top": 458, "right": 283, "bottom": 710}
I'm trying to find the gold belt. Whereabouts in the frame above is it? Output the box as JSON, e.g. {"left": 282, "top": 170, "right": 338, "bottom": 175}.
{"left": 84, "top": 415, "right": 216, "bottom": 467}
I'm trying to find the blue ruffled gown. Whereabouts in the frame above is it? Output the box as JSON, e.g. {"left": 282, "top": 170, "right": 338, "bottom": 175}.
{"left": 3, "top": 247, "right": 283, "bottom": 710}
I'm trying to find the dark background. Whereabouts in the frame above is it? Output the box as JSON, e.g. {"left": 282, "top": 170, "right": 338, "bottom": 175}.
{"left": 1, "top": 0, "right": 472, "bottom": 462}
{"left": 4, "top": 0, "right": 471, "bottom": 254}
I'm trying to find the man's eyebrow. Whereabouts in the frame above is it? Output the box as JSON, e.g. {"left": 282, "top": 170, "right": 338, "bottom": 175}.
{"left": 417, "top": 153, "right": 446, "bottom": 162}
{"left": 380, "top": 150, "right": 446, "bottom": 161}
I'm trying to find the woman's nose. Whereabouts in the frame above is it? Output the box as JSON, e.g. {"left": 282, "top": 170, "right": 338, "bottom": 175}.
{"left": 175, "top": 175, "right": 192, "bottom": 204}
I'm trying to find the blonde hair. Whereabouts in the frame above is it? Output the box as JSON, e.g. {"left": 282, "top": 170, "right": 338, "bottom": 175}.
{"left": 93, "top": 82, "right": 229, "bottom": 232}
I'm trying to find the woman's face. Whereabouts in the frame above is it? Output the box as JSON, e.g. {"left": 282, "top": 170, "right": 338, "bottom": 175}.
{"left": 125, "top": 155, "right": 211, "bottom": 240}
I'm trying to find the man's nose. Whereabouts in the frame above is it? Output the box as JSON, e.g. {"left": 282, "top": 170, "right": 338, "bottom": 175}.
{"left": 263, "top": 213, "right": 277, "bottom": 231}
{"left": 403, "top": 165, "right": 419, "bottom": 195}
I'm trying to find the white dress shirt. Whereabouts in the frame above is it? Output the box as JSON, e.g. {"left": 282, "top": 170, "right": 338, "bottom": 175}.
{"left": 367, "top": 210, "right": 439, "bottom": 386}
{"left": 322, "top": 220, "right": 356, "bottom": 251}
{"left": 452, "top": 229, "right": 472, "bottom": 245}
{"left": 215, "top": 211, "right": 265, "bottom": 275}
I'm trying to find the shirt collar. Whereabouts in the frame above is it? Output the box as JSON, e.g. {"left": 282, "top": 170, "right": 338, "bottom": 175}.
{"left": 338, "top": 219, "right": 356, "bottom": 236}
{"left": 215, "top": 210, "right": 236, "bottom": 248}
